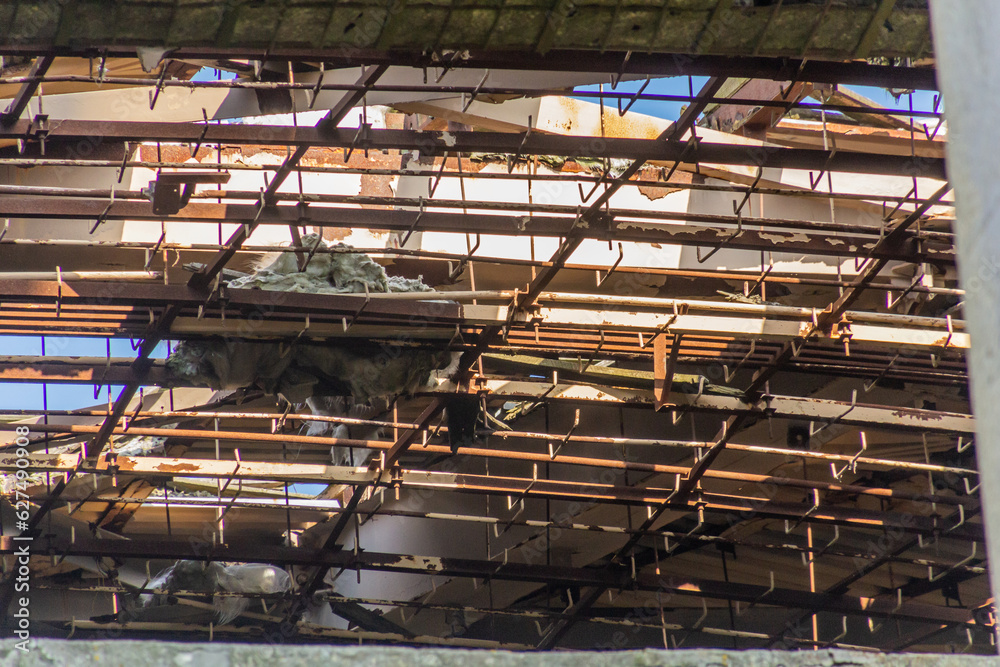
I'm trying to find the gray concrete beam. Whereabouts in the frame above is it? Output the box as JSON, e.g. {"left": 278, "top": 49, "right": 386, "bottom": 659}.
{"left": 2, "top": 642, "right": 999, "bottom": 666}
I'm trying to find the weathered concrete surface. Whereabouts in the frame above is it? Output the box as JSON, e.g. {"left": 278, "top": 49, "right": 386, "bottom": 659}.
{"left": 930, "top": 0, "right": 1000, "bottom": 608}
{"left": 2, "top": 642, "right": 999, "bottom": 667}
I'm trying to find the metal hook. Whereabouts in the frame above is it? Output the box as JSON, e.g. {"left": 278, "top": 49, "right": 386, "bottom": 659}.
{"left": 597, "top": 242, "right": 624, "bottom": 288}
{"left": 928, "top": 542, "right": 977, "bottom": 583}
{"left": 672, "top": 377, "right": 704, "bottom": 425}
{"left": 549, "top": 409, "right": 580, "bottom": 459}
{"left": 827, "top": 616, "right": 848, "bottom": 646}
{"left": 578, "top": 165, "right": 611, "bottom": 203}
{"left": 90, "top": 186, "right": 116, "bottom": 234}
{"left": 307, "top": 63, "right": 325, "bottom": 109}
{"left": 343, "top": 122, "right": 371, "bottom": 163}
{"left": 692, "top": 598, "right": 708, "bottom": 630}
{"left": 342, "top": 284, "right": 371, "bottom": 332}
{"left": 507, "top": 115, "right": 533, "bottom": 173}
{"left": 810, "top": 389, "right": 857, "bottom": 437}
{"left": 864, "top": 353, "right": 899, "bottom": 392}
{"left": 947, "top": 504, "right": 966, "bottom": 533}
{"left": 723, "top": 340, "right": 755, "bottom": 383}
{"left": 830, "top": 432, "right": 867, "bottom": 480}
{"left": 617, "top": 78, "right": 650, "bottom": 116}
{"left": 462, "top": 70, "right": 490, "bottom": 112}
{"left": 400, "top": 197, "right": 425, "bottom": 247}
{"left": 696, "top": 213, "right": 742, "bottom": 264}
{"left": 738, "top": 571, "right": 774, "bottom": 616}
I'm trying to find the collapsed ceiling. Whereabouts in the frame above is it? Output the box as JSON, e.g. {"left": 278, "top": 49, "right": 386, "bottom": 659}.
{"left": 0, "top": 0, "right": 990, "bottom": 655}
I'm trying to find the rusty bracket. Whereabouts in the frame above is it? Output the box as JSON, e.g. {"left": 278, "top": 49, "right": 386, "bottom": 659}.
{"left": 95, "top": 451, "right": 118, "bottom": 472}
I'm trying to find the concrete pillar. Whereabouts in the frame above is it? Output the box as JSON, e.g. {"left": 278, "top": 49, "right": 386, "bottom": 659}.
{"left": 929, "top": 1, "right": 1000, "bottom": 611}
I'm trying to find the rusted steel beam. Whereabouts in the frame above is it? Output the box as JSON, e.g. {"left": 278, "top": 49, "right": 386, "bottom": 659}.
{"left": 2, "top": 446, "right": 976, "bottom": 513}
{"left": 0, "top": 184, "right": 958, "bottom": 243}
{"left": 0, "top": 198, "right": 954, "bottom": 264}
{"left": 0, "top": 356, "right": 169, "bottom": 385}
{"left": 0, "top": 535, "right": 977, "bottom": 626}
{"left": 0, "top": 121, "right": 948, "bottom": 179}
{"left": 1, "top": 401, "right": 979, "bottom": 477}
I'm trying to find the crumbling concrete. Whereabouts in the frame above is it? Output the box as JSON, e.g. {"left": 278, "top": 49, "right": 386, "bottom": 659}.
{"left": 2, "top": 643, "right": 998, "bottom": 667}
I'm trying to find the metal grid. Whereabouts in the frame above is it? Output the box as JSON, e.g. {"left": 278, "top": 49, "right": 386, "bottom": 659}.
{"left": 0, "top": 31, "right": 990, "bottom": 653}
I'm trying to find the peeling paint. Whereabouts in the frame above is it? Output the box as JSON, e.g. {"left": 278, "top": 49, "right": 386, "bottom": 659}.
{"left": 758, "top": 232, "right": 812, "bottom": 244}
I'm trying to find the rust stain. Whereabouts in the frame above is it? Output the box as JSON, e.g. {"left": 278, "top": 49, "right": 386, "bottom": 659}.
{"left": 152, "top": 462, "right": 201, "bottom": 473}
{"left": 638, "top": 184, "right": 681, "bottom": 201}
{"left": 890, "top": 407, "right": 945, "bottom": 421}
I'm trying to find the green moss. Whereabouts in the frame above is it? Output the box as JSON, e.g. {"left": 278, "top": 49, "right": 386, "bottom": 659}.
{"left": 274, "top": 6, "right": 338, "bottom": 47}
{"left": 168, "top": 3, "right": 229, "bottom": 45}
{"left": 228, "top": 3, "right": 286, "bottom": 46}
{"left": 323, "top": 6, "right": 391, "bottom": 47}
{"left": 7, "top": 2, "right": 62, "bottom": 42}
{"left": 438, "top": 8, "right": 503, "bottom": 47}
{"left": 114, "top": 3, "right": 178, "bottom": 44}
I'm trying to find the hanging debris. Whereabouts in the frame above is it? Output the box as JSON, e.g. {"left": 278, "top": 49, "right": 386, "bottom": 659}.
{"left": 166, "top": 236, "right": 455, "bottom": 404}
{"left": 301, "top": 395, "right": 382, "bottom": 467}
{"left": 137, "top": 560, "right": 291, "bottom": 625}
{"left": 228, "top": 233, "right": 432, "bottom": 295}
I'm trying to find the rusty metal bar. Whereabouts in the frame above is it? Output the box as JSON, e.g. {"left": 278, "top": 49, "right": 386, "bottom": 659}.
{"left": 0, "top": 534, "right": 977, "bottom": 626}
{"left": 0, "top": 121, "right": 948, "bottom": 179}
{"left": 0, "top": 54, "right": 53, "bottom": 126}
